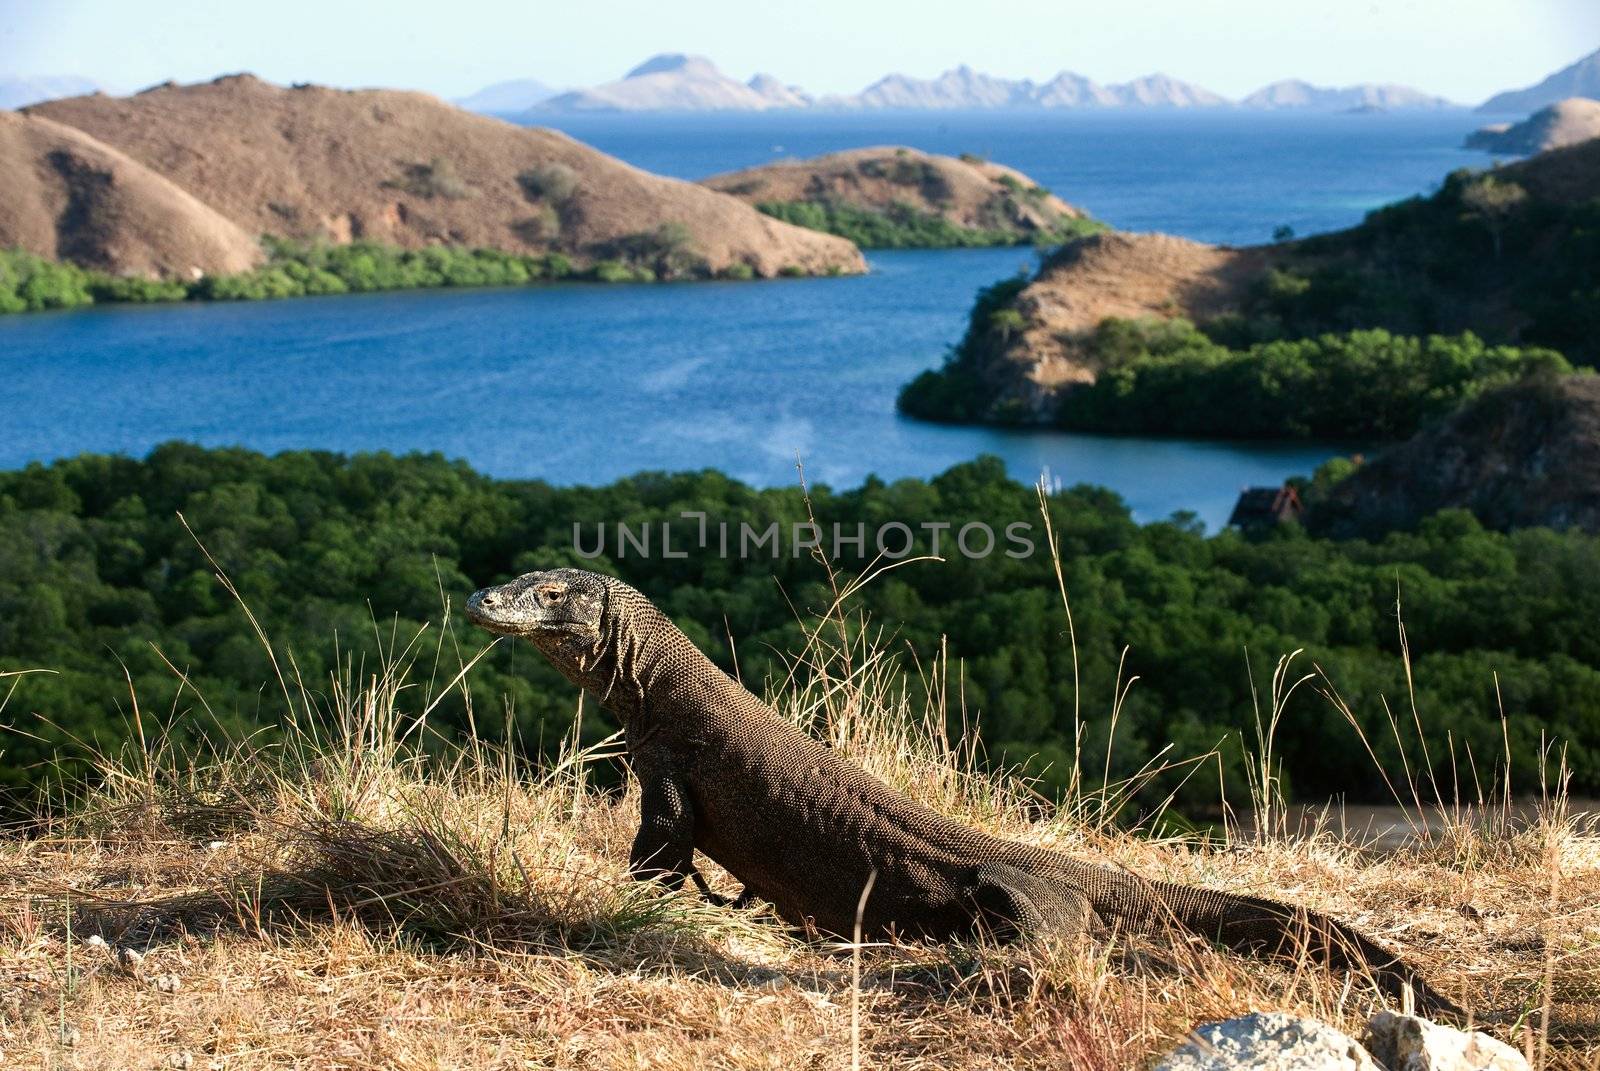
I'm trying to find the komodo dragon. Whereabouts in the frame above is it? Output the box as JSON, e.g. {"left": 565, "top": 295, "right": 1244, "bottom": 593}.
{"left": 467, "top": 567, "right": 1462, "bottom": 1017}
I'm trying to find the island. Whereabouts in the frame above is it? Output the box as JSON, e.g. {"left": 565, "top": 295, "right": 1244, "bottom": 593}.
{"left": 490, "top": 53, "right": 1455, "bottom": 114}
{"left": 899, "top": 135, "right": 1600, "bottom": 439}
{"left": 701, "top": 146, "right": 1101, "bottom": 248}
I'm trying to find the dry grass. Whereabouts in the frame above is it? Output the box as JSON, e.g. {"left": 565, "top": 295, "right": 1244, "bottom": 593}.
{"left": 2, "top": 534, "right": 1598, "bottom": 1070}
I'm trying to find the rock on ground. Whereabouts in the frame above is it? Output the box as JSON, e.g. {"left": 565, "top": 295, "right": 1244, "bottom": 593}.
{"left": 1366, "top": 1011, "right": 1530, "bottom": 1071}
{"left": 1154, "top": 1011, "right": 1380, "bottom": 1070}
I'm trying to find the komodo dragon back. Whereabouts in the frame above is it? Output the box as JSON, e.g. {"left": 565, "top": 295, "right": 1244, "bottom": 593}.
{"left": 467, "top": 567, "right": 1463, "bottom": 1020}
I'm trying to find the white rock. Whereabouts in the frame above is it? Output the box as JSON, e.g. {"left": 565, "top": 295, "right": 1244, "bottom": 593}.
{"left": 1366, "top": 1011, "right": 1529, "bottom": 1071}
{"left": 1155, "top": 1011, "right": 1380, "bottom": 1070}
{"left": 84, "top": 934, "right": 108, "bottom": 949}
{"left": 116, "top": 946, "right": 145, "bottom": 968}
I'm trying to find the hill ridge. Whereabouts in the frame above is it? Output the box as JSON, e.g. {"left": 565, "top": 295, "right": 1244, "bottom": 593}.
{"left": 1478, "top": 46, "right": 1600, "bottom": 113}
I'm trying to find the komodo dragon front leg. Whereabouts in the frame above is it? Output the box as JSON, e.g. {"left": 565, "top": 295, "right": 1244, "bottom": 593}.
{"left": 628, "top": 747, "right": 757, "bottom": 908}
{"left": 627, "top": 749, "right": 730, "bottom": 904}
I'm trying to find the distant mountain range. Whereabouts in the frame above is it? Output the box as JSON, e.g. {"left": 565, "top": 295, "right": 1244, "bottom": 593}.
{"left": 455, "top": 54, "right": 1461, "bottom": 115}
{"left": 1240, "top": 79, "right": 1454, "bottom": 110}
{"left": 0, "top": 75, "right": 102, "bottom": 110}
{"left": 540, "top": 55, "right": 808, "bottom": 112}
{"left": 831, "top": 64, "right": 1230, "bottom": 109}
{"left": 19, "top": 48, "right": 1600, "bottom": 121}
{"left": 1478, "top": 47, "right": 1600, "bottom": 114}
{"left": 454, "top": 78, "right": 557, "bottom": 114}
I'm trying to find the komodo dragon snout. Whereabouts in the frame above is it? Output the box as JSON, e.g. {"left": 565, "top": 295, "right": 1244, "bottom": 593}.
{"left": 468, "top": 565, "right": 1466, "bottom": 1021}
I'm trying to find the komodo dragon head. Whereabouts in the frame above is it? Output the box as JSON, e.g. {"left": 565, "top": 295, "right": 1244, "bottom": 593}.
{"left": 466, "top": 568, "right": 610, "bottom": 640}
{"left": 466, "top": 568, "right": 683, "bottom": 723}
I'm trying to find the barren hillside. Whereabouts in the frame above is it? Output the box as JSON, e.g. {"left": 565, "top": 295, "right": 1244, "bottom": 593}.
{"left": 996, "top": 233, "right": 1271, "bottom": 410}
{"left": 27, "top": 75, "right": 863, "bottom": 278}
{"left": 0, "top": 110, "right": 262, "bottom": 278}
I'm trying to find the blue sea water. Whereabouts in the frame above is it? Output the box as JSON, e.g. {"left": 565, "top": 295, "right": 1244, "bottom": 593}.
{"left": 538, "top": 109, "right": 1486, "bottom": 245}
{"left": 0, "top": 111, "right": 1488, "bottom": 529}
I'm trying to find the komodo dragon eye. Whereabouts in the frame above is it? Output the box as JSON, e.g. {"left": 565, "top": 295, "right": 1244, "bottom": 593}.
{"left": 540, "top": 588, "right": 564, "bottom": 602}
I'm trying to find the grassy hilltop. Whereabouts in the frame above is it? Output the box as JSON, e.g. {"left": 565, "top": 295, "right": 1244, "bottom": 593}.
{"left": 2, "top": 591, "right": 1596, "bottom": 1069}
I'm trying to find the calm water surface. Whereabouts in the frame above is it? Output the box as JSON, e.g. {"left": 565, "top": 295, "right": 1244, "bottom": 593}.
{"left": 1, "top": 113, "right": 1486, "bottom": 528}
{"left": 540, "top": 109, "right": 1486, "bottom": 244}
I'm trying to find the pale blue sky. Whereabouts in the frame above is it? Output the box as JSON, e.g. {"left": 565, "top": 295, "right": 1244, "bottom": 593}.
{"left": 2, "top": 0, "right": 1596, "bottom": 103}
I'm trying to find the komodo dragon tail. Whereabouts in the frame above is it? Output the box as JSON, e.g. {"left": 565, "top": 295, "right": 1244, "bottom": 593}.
{"left": 1141, "top": 877, "right": 1464, "bottom": 1020}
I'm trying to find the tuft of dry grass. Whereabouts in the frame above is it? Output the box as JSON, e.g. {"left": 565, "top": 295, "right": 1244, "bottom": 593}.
{"left": 2, "top": 526, "right": 1597, "bottom": 1069}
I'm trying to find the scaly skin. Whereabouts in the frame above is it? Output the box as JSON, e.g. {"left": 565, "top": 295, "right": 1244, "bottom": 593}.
{"left": 467, "top": 567, "right": 1464, "bottom": 1019}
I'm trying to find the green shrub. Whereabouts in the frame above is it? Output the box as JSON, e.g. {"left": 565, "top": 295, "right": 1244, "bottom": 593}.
{"left": 594, "top": 223, "right": 705, "bottom": 280}
{"left": 382, "top": 157, "right": 474, "bottom": 200}
{"left": 591, "top": 259, "right": 654, "bottom": 283}
{"left": 0, "top": 250, "right": 96, "bottom": 311}
{"left": 1056, "top": 319, "right": 1572, "bottom": 440}
{"left": 757, "top": 199, "right": 1103, "bottom": 249}
{"left": 898, "top": 365, "right": 987, "bottom": 422}
{"left": 1215, "top": 167, "right": 1600, "bottom": 364}
{"left": 87, "top": 275, "right": 190, "bottom": 303}
{"left": 0, "top": 232, "right": 745, "bottom": 318}
{"left": 517, "top": 163, "right": 579, "bottom": 204}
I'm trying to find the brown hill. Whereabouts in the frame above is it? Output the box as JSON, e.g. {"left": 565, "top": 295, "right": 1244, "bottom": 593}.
{"left": 702, "top": 146, "right": 1089, "bottom": 244}
{"left": 0, "top": 110, "right": 262, "bottom": 278}
{"left": 27, "top": 75, "right": 863, "bottom": 278}
{"left": 979, "top": 232, "right": 1272, "bottom": 413}
{"left": 1310, "top": 374, "right": 1600, "bottom": 537}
